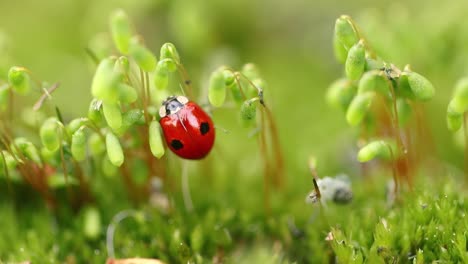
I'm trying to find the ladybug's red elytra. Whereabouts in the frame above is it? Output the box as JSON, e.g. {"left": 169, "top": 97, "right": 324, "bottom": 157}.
{"left": 159, "top": 96, "right": 215, "bottom": 160}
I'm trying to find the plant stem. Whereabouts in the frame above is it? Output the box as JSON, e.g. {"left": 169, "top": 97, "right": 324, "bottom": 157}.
{"left": 464, "top": 112, "right": 468, "bottom": 180}
{"left": 259, "top": 108, "right": 271, "bottom": 214}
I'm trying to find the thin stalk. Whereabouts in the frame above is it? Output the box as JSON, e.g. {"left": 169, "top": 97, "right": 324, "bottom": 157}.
{"left": 259, "top": 108, "right": 271, "bottom": 214}
{"left": 181, "top": 160, "right": 194, "bottom": 212}
{"left": 176, "top": 63, "right": 194, "bottom": 99}
{"left": 263, "top": 105, "right": 285, "bottom": 189}
{"left": 464, "top": 113, "right": 468, "bottom": 180}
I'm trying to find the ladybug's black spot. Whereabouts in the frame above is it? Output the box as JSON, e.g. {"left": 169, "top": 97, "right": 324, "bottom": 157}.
{"left": 171, "top": 140, "right": 184, "bottom": 150}
{"left": 200, "top": 122, "right": 210, "bottom": 135}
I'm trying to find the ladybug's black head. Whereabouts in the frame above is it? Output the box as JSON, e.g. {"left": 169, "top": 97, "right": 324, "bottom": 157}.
{"left": 159, "top": 96, "right": 189, "bottom": 118}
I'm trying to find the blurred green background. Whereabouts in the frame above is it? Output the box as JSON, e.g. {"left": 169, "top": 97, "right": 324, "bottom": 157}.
{"left": 1, "top": 0, "right": 467, "bottom": 201}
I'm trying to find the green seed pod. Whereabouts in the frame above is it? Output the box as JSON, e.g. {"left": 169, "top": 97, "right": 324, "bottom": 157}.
{"left": 71, "top": 128, "right": 87, "bottom": 161}
{"left": 101, "top": 156, "right": 118, "bottom": 177}
{"left": 161, "top": 58, "right": 177, "bottom": 73}
{"left": 240, "top": 99, "right": 257, "bottom": 126}
{"left": 326, "top": 78, "right": 357, "bottom": 111}
{"left": 106, "top": 132, "right": 124, "bottom": 167}
{"left": 88, "top": 99, "right": 103, "bottom": 125}
{"left": 102, "top": 102, "right": 122, "bottom": 130}
{"left": 447, "top": 99, "right": 463, "bottom": 132}
{"left": 160, "top": 42, "right": 180, "bottom": 64}
{"left": 397, "top": 74, "right": 416, "bottom": 100}
{"left": 67, "top": 118, "right": 87, "bottom": 136}
{"left": 118, "top": 83, "right": 138, "bottom": 103}
{"left": 114, "top": 56, "right": 130, "bottom": 74}
{"left": 208, "top": 70, "right": 226, "bottom": 107}
{"left": 190, "top": 225, "right": 204, "bottom": 253}
{"left": 8, "top": 66, "right": 30, "bottom": 95}
{"left": 91, "top": 57, "right": 121, "bottom": 103}
{"left": 404, "top": 71, "right": 435, "bottom": 101}
{"left": 83, "top": 206, "right": 102, "bottom": 240}
{"left": 451, "top": 77, "right": 468, "bottom": 112}
{"left": 40, "top": 147, "right": 60, "bottom": 167}
{"left": 0, "top": 150, "right": 17, "bottom": 176}
{"left": 40, "top": 117, "right": 60, "bottom": 152}
{"left": 0, "top": 84, "right": 9, "bottom": 112}
{"left": 149, "top": 120, "right": 165, "bottom": 159}
{"left": 109, "top": 9, "right": 132, "bottom": 54}
{"left": 12, "top": 137, "right": 42, "bottom": 165}
{"left": 364, "top": 58, "right": 385, "bottom": 71}
{"left": 115, "top": 109, "right": 144, "bottom": 135}
{"left": 154, "top": 60, "right": 169, "bottom": 90}
{"left": 129, "top": 37, "right": 157, "bottom": 72}
{"left": 241, "top": 63, "right": 260, "bottom": 80}
{"left": 357, "top": 140, "right": 397, "bottom": 162}
{"left": 358, "top": 71, "right": 389, "bottom": 97}
{"left": 88, "top": 132, "right": 106, "bottom": 156}
{"left": 346, "top": 92, "right": 374, "bottom": 126}
{"left": 333, "top": 35, "right": 347, "bottom": 64}
{"left": 334, "top": 15, "right": 359, "bottom": 50}
{"left": 345, "top": 40, "right": 366, "bottom": 81}
{"left": 229, "top": 81, "right": 243, "bottom": 106}
{"left": 397, "top": 98, "right": 412, "bottom": 126}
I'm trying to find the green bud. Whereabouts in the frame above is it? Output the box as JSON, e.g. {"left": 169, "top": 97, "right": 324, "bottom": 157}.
{"left": 0, "top": 150, "right": 17, "bottom": 176}
{"left": 114, "top": 56, "right": 130, "bottom": 74}
{"left": 102, "top": 102, "right": 122, "bottom": 130}
{"left": 208, "top": 70, "right": 226, "bottom": 107}
{"left": 12, "top": 137, "right": 42, "bottom": 165}
{"left": 345, "top": 40, "right": 366, "bottom": 81}
{"left": 67, "top": 118, "right": 87, "bottom": 136}
{"left": 334, "top": 15, "right": 359, "bottom": 50}
{"left": 129, "top": 37, "right": 157, "bottom": 72}
{"left": 160, "top": 42, "right": 180, "bottom": 64}
{"left": 109, "top": 9, "right": 132, "bottom": 54}
{"left": 8, "top": 66, "right": 30, "bottom": 95}
{"left": 404, "top": 71, "right": 435, "bottom": 101}
{"left": 88, "top": 132, "right": 105, "bottom": 156}
{"left": 447, "top": 100, "right": 463, "bottom": 132}
{"left": 240, "top": 99, "right": 257, "bottom": 126}
{"left": 397, "top": 74, "right": 416, "bottom": 100}
{"left": 71, "top": 128, "right": 87, "bottom": 161}
{"left": 229, "top": 80, "right": 244, "bottom": 106}
{"left": 357, "top": 140, "right": 397, "bottom": 162}
{"left": 149, "top": 120, "right": 165, "bottom": 159}
{"left": 91, "top": 57, "right": 122, "bottom": 103}
{"left": 106, "top": 132, "right": 124, "bottom": 167}
{"left": 364, "top": 58, "right": 385, "bottom": 71}
{"left": 326, "top": 78, "right": 356, "bottom": 110}
{"left": 397, "top": 98, "right": 412, "bottom": 126}
{"left": 40, "top": 147, "right": 60, "bottom": 167}
{"left": 88, "top": 99, "right": 103, "bottom": 125}
{"left": 0, "top": 84, "right": 9, "bottom": 112}
{"left": 346, "top": 92, "right": 374, "bottom": 126}
{"left": 40, "top": 117, "right": 60, "bottom": 152}
{"left": 190, "top": 225, "right": 204, "bottom": 253}
{"left": 83, "top": 206, "right": 102, "bottom": 240}
{"left": 241, "top": 63, "right": 260, "bottom": 80}
{"left": 115, "top": 109, "right": 144, "bottom": 135}
{"left": 223, "top": 70, "right": 235, "bottom": 86}
{"left": 333, "top": 35, "right": 347, "bottom": 64}
{"left": 118, "top": 83, "right": 137, "bottom": 103}
{"left": 358, "top": 71, "right": 389, "bottom": 97}
{"left": 102, "top": 156, "right": 118, "bottom": 177}
{"left": 154, "top": 60, "right": 169, "bottom": 90}
{"left": 451, "top": 77, "right": 468, "bottom": 112}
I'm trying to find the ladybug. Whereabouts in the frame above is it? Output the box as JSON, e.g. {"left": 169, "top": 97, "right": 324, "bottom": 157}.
{"left": 159, "top": 96, "right": 215, "bottom": 160}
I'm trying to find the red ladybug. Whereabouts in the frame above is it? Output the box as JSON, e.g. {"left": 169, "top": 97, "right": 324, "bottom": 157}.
{"left": 159, "top": 96, "right": 215, "bottom": 160}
